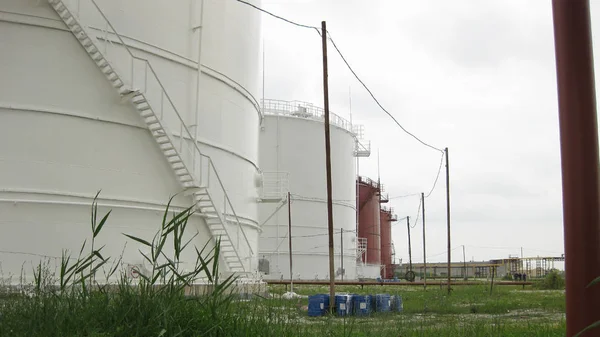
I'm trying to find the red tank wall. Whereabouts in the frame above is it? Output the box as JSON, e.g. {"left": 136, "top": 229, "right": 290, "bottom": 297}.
{"left": 380, "top": 210, "right": 393, "bottom": 278}
{"left": 358, "top": 181, "right": 381, "bottom": 265}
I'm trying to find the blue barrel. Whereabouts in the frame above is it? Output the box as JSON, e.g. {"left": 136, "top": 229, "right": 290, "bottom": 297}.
{"left": 373, "top": 294, "right": 391, "bottom": 312}
{"left": 308, "top": 294, "right": 330, "bottom": 317}
{"left": 335, "top": 294, "right": 353, "bottom": 316}
{"left": 353, "top": 295, "right": 371, "bottom": 316}
{"left": 391, "top": 295, "right": 403, "bottom": 312}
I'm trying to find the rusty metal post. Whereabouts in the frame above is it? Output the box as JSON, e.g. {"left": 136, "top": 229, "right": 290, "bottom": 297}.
{"left": 552, "top": 1, "right": 600, "bottom": 335}
{"left": 321, "top": 20, "right": 336, "bottom": 312}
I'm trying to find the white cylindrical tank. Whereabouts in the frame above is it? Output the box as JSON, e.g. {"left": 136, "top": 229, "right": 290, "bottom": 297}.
{"left": 258, "top": 100, "right": 358, "bottom": 280}
{"left": 0, "top": 0, "right": 262, "bottom": 281}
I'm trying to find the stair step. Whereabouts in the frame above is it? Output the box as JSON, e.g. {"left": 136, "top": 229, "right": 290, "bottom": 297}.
{"left": 175, "top": 170, "right": 191, "bottom": 177}
{"left": 137, "top": 104, "right": 151, "bottom": 111}
{"left": 148, "top": 124, "right": 162, "bottom": 132}
{"left": 106, "top": 73, "right": 118, "bottom": 81}
{"left": 90, "top": 52, "right": 103, "bottom": 61}
{"left": 65, "top": 16, "right": 75, "bottom": 25}
{"left": 180, "top": 176, "right": 193, "bottom": 183}
{"left": 140, "top": 111, "right": 154, "bottom": 119}
{"left": 159, "top": 144, "right": 173, "bottom": 152}
{"left": 86, "top": 45, "right": 99, "bottom": 54}
{"left": 82, "top": 38, "right": 93, "bottom": 48}
{"left": 174, "top": 169, "right": 188, "bottom": 175}
{"left": 145, "top": 117, "right": 159, "bottom": 125}
{"left": 101, "top": 66, "right": 114, "bottom": 75}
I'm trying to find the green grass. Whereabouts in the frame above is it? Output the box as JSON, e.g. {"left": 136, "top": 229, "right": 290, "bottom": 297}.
{"left": 266, "top": 284, "right": 565, "bottom": 336}
{"left": 0, "top": 194, "right": 567, "bottom": 336}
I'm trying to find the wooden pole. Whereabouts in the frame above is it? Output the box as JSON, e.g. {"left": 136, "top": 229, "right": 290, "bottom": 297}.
{"left": 406, "top": 216, "right": 412, "bottom": 272}
{"left": 287, "top": 191, "right": 293, "bottom": 293}
{"left": 422, "top": 192, "right": 426, "bottom": 289}
{"left": 321, "top": 20, "right": 336, "bottom": 312}
{"left": 445, "top": 147, "right": 451, "bottom": 294}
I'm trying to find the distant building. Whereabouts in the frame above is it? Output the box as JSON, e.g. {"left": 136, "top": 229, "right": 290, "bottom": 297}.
{"left": 394, "top": 255, "right": 565, "bottom": 280}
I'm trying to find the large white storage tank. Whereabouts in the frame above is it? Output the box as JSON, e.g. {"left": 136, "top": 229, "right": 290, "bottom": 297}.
{"left": 258, "top": 99, "right": 370, "bottom": 280}
{"left": 0, "top": 0, "right": 263, "bottom": 281}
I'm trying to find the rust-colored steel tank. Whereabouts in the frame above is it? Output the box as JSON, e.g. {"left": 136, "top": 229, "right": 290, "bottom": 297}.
{"left": 380, "top": 206, "right": 397, "bottom": 278}
{"left": 357, "top": 176, "right": 381, "bottom": 265}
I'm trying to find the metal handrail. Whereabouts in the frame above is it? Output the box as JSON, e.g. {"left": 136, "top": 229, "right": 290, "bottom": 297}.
{"left": 68, "top": 0, "right": 254, "bottom": 258}
{"left": 260, "top": 171, "right": 289, "bottom": 200}
{"left": 262, "top": 98, "right": 354, "bottom": 134}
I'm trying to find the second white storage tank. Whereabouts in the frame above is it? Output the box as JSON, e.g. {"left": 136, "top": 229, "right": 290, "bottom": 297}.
{"left": 258, "top": 99, "right": 363, "bottom": 280}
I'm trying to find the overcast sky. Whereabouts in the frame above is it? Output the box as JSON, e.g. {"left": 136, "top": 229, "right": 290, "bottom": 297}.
{"left": 258, "top": 0, "right": 599, "bottom": 266}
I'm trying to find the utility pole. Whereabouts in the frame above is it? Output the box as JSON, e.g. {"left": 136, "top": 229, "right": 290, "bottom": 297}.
{"left": 321, "top": 20, "right": 336, "bottom": 311}
{"left": 445, "top": 147, "right": 451, "bottom": 294}
{"left": 462, "top": 245, "right": 467, "bottom": 280}
{"left": 552, "top": 1, "right": 600, "bottom": 335}
{"left": 422, "top": 192, "right": 426, "bottom": 289}
{"left": 287, "top": 191, "right": 293, "bottom": 293}
{"left": 407, "top": 216, "right": 412, "bottom": 272}
{"left": 341, "top": 228, "right": 344, "bottom": 281}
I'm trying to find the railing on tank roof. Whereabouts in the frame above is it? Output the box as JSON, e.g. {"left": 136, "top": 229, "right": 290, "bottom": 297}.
{"left": 57, "top": 0, "right": 255, "bottom": 270}
{"left": 381, "top": 206, "right": 394, "bottom": 213}
{"left": 357, "top": 176, "right": 380, "bottom": 189}
{"left": 262, "top": 99, "right": 354, "bottom": 133}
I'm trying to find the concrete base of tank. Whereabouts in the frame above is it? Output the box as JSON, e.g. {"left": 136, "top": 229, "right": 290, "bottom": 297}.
{"left": 0, "top": 279, "right": 269, "bottom": 299}
{"left": 184, "top": 278, "right": 268, "bottom": 298}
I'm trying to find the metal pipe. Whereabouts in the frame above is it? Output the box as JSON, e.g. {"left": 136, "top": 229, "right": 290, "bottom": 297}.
{"left": 552, "top": 1, "right": 600, "bottom": 335}
{"left": 265, "top": 280, "right": 534, "bottom": 286}
{"left": 193, "top": 0, "right": 205, "bottom": 144}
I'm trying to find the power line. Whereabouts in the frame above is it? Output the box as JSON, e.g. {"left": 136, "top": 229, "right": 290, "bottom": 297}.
{"left": 235, "top": 0, "right": 320, "bottom": 34}
{"left": 411, "top": 197, "right": 422, "bottom": 228}
{"left": 236, "top": 0, "right": 443, "bottom": 154}
{"left": 425, "top": 151, "right": 445, "bottom": 198}
{"left": 325, "top": 31, "right": 443, "bottom": 153}
{"left": 236, "top": 0, "right": 446, "bottom": 200}
{"left": 389, "top": 193, "right": 420, "bottom": 200}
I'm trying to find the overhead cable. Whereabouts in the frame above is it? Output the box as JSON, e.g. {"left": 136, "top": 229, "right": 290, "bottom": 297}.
{"left": 235, "top": 0, "right": 443, "bottom": 154}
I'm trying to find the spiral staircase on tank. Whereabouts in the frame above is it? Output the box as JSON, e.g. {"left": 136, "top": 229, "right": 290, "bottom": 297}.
{"left": 47, "top": 0, "right": 275, "bottom": 274}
